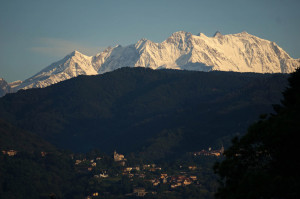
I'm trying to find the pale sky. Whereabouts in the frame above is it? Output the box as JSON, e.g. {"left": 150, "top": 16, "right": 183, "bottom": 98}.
{"left": 0, "top": 0, "right": 299, "bottom": 82}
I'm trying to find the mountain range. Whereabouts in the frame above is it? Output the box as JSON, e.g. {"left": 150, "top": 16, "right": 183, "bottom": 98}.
{"left": 0, "top": 31, "right": 298, "bottom": 96}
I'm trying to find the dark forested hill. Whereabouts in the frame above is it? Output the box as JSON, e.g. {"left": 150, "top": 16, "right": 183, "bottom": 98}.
{"left": 0, "top": 119, "right": 56, "bottom": 153}
{"left": 0, "top": 67, "right": 288, "bottom": 159}
{"left": 0, "top": 119, "right": 85, "bottom": 199}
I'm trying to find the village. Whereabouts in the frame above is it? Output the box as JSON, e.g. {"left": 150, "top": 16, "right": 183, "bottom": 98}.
{"left": 1, "top": 147, "right": 223, "bottom": 198}
{"left": 76, "top": 148, "right": 224, "bottom": 198}
{"left": 192, "top": 145, "right": 224, "bottom": 157}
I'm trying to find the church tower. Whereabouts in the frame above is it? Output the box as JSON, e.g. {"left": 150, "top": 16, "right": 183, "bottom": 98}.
{"left": 220, "top": 145, "right": 225, "bottom": 154}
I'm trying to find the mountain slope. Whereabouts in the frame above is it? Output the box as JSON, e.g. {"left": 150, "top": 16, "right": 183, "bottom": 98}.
{"left": 14, "top": 51, "right": 97, "bottom": 91}
{"left": 0, "top": 68, "right": 288, "bottom": 158}
{"left": 13, "top": 31, "right": 299, "bottom": 92}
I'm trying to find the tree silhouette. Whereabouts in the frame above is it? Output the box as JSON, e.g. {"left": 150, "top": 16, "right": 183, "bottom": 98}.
{"left": 214, "top": 68, "right": 300, "bottom": 199}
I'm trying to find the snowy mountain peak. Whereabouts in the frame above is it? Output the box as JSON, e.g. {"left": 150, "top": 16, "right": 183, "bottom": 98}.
{"left": 241, "top": 31, "right": 249, "bottom": 35}
{"left": 136, "top": 38, "right": 150, "bottom": 47}
{"left": 196, "top": 32, "right": 207, "bottom": 37}
{"left": 169, "top": 31, "right": 192, "bottom": 39}
{"left": 12, "top": 30, "right": 299, "bottom": 92}
{"left": 68, "top": 50, "right": 91, "bottom": 59}
{"left": 70, "top": 50, "right": 80, "bottom": 55}
{"left": 164, "top": 31, "right": 193, "bottom": 49}
{"left": 138, "top": 38, "right": 148, "bottom": 42}
{"left": 13, "top": 49, "right": 96, "bottom": 91}
{"left": 213, "top": 31, "right": 222, "bottom": 37}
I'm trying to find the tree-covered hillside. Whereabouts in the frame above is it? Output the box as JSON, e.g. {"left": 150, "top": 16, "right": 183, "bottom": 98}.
{"left": 214, "top": 68, "right": 300, "bottom": 199}
{"left": 0, "top": 120, "right": 89, "bottom": 199}
{"left": 0, "top": 68, "right": 288, "bottom": 159}
{"left": 0, "top": 119, "right": 55, "bottom": 152}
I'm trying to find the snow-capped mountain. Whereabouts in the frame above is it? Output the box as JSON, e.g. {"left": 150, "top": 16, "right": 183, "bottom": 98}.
{"left": 13, "top": 31, "right": 300, "bottom": 91}
{"left": 0, "top": 78, "right": 11, "bottom": 97}
{"left": 14, "top": 51, "right": 98, "bottom": 91}
{"left": 8, "top": 80, "right": 22, "bottom": 89}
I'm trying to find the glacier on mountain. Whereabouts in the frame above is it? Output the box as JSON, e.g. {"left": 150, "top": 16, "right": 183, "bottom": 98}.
{"left": 12, "top": 31, "right": 300, "bottom": 92}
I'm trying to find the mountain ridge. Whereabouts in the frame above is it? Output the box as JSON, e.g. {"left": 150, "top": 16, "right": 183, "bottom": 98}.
{"left": 0, "top": 68, "right": 289, "bottom": 157}
{"left": 10, "top": 31, "right": 300, "bottom": 92}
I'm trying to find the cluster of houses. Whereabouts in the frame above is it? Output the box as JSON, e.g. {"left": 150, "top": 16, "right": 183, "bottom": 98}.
{"left": 77, "top": 151, "right": 205, "bottom": 198}
{"left": 121, "top": 163, "right": 199, "bottom": 193}
{"left": 147, "top": 173, "right": 198, "bottom": 189}
{"left": 133, "top": 188, "right": 147, "bottom": 197}
{"left": 122, "top": 164, "right": 162, "bottom": 176}
{"left": 75, "top": 157, "right": 102, "bottom": 171}
{"left": 1, "top": 149, "right": 50, "bottom": 157}
{"left": 115, "top": 172, "right": 199, "bottom": 198}
{"left": 85, "top": 192, "right": 99, "bottom": 199}
{"left": 192, "top": 146, "right": 225, "bottom": 157}
{"left": 169, "top": 175, "right": 197, "bottom": 188}
{"left": 1, "top": 149, "right": 17, "bottom": 156}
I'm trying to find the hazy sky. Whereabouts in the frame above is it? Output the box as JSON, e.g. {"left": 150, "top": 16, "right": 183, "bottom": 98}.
{"left": 0, "top": 0, "right": 299, "bottom": 82}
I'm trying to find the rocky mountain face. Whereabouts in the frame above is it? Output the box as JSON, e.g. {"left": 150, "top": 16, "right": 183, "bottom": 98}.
{"left": 12, "top": 31, "right": 300, "bottom": 92}
{"left": 0, "top": 78, "right": 11, "bottom": 97}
